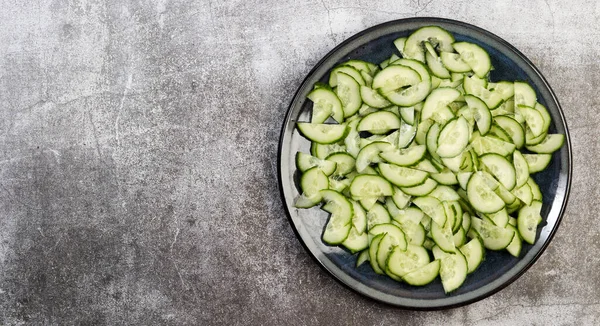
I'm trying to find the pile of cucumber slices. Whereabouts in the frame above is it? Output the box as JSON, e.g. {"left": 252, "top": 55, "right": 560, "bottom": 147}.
{"left": 294, "top": 26, "right": 564, "bottom": 293}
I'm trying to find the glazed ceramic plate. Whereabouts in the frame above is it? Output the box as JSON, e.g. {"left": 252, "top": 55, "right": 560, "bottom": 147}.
{"left": 278, "top": 18, "right": 572, "bottom": 309}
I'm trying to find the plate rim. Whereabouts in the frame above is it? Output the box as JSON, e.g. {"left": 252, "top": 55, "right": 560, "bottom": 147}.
{"left": 277, "top": 17, "right": 573, "bottom": 310}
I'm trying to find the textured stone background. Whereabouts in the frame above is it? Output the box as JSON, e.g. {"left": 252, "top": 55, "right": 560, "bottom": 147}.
{"left": 0, "top": 0, "right": 597, "bottom": 325}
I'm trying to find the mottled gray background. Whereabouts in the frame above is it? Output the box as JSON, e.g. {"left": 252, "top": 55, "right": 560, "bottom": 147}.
{"left": 0, "top": 0, "right": 597, "bottom": 325}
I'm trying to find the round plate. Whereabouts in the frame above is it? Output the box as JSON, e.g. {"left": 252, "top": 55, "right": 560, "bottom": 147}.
{"left": 277, "top": 17, "right": 572, "bottom": 309}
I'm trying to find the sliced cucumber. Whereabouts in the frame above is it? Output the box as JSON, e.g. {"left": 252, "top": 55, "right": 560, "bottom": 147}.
{"left": 297, "top": 123, "right": 347, "bottom": 144}
{"left": 440, "top": 251, "right": 468, "bottom": 293}
{"left": 464, "top": 95, "right": 492, "bottom": 135}
{"left": 459, "top": 238, "right": 484, "bottom": 274}
{"left": 336, "top": 72, "right": 363, "bottom": 117}
{"left": 294, "top": 25, "right": 564, "bottom": 293}
{"left": 307, "top": 87, "right": 344, "bottom": 123}
{"left": 437, "top": 116, "right": 470, "bottom": 158}
{"left": 440, "top": 51, "right": 471, "bottom": 73}
{"left": 403, "top": 26, "right": 455, "bottom": 62}
{"left": 379, "top": 145, "right": 426, "bottom": 166}
{"left": 401, "top": 178, "right": 438, "bottom": 196}
{"left": 387, "top": 244, "right": 430, "bottom": 277}
{"left": 296, "top": 152, "right": 337, "bottom": 176}
{"left": 356, "top": 249, "right": 370, "bottom": 267}
{"left": 357, "top": 111, "right": 401, "bottom": 134}
{"left": 470, "top": 217, "right": 515, "bottom": 250}
{"left": 466, "top": 172, "right": 505, "bottom": 213}
{"left": 402, "top": 259, "right": 440, "bottom": 286}
{"left": 480, "top": 153, "right": 517, "bottom": 190}
{"left": 523, "top": 154, "right": 552, "bottom": 173}
{"left": 518, "top": 201, "right": 542, "bottom": 244}
{"left": 349, "top": 174, "right": 394, "bottom": 198}
{"left": 366, "top": 202, "right": 392, "bottom": 230}
{"left": 378, "top": 163, "right": 429, "bottom": 187}
{"left": 526, "top": 134, "right": 565, "bottom": 154}
{"left": 321, "top": 190, "right": 354, "bottom": 245}
{"left": 453, "top": 42, "right": 491, "bottom": 78}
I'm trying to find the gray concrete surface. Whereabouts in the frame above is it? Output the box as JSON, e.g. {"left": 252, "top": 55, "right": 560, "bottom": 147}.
{"left": 0, "top": 0, "right": 597, "bottom": 325}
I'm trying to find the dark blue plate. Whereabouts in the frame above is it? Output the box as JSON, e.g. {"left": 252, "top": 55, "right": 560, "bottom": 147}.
{"left": 277, "top": 18, "right": 572, "bottom": 309}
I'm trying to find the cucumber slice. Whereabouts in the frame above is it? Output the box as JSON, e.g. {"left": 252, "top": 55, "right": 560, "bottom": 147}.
{"left": 349, "top": 174, "right": 394, "bottom": 198}
{"left": 307, "top": 88, "right": 344, "bottom": 123}
{"left": 355, "top": 141, "right": 394, "bottom": 172}
{"left": 422, "top": 87, "right": 461, "bottom": 122}
{"left": 391, "top": 206, "right": 425, "bottom": 225}
{"left": 329, "top": 66, "right": 366, "bottom": 87}
{"left": 440, "top": 51, "right": 471, "bottom": 73}
{"left": 392, "top": 187, "right": 411, "bottom": 209}
{"left": 401, "top": 178, "right": 438, "bottom": 196}
{"left": 300, "top": 166, "right": 329, "bottom": 198}
{"left": 489, "top": 81, "right": 515, "bottom": 100}
{"left": 398, "top": 220, "right": 426, "bottom": 246}
{"left": 519, "top": 106, "right": 545, "bottom": 137}
{"left": 527, "top": 177, "right": 543, "bottom": 201}
{"left": 387, "top": 244, "right": 430, "bottom": 277}
{"left": 437, "top": 117, "right": 470, "bottom": 158}
{"left": 336, "top": 72, "right": 363, "bottom": 117}
{"left": 357, "top": 111, "right": 401, "bottom": 134}
{"left": 440, "top": 251, "right": 468, "bottom": 293}
{"left": 485, "top": 207, "right": 509, "bottom": 228}
{"left": 464, "top": 95, "right": 492, "bottom": 135}
{"left": 404, "top": 26, "right": 455, "bottom": 62}
{"left": 494, "top": 115, "right": 525, "bottom": 149}
{"left": 518, "top": 201, "right": 542, "bottom": 244}
{"left": 377, "top": 232, "right": 407, "bottom": 276}
{"left": 378, "top": 163, "right": 429, "bottom": 187}
{"left": 369, "top": 233, "right": 386, "bottom": 274}
{"left": 431, "top": 220, "right": 456, "bottom": 253}
{"left": 373, "top": 65, "right": 421, "bottom": 93}
{"left": 480, "top": 153, "right": 517, "bottom": 190}
{"left": 470, "top": 217, "right": 515, "bottom": 250}
{"left": 453, "top": 227, "right": 466, "bottom": 247}
{"left": 297, "top": 123, "right": 348, "bottom": 144}
{"left": 413, "top": 158, "right": 441, "bottom": 174}
{"left": 296, "top": 152, "right": 337, "bottom": 176}
{"left": 326, "top": 152, "right": 355, "bottom": 176}
{"left": 426, "top": 122, "right": 442, "bottom": 162}
{"left": 512, "top": 183, "right": 533, "bottom": 206}
{"left": 415, "top": 119, "right": 435, "bottom": 145}
{"left": 342, "top": 227, "right": 368, "bottom": 253}
{"left": 463, "top": 75, "right": 488, "bottom": 95}
{"left": 350, "top": 200, "right": 367, "bottom": 233}
{"left": 413, "top": 196, "right": 447, "bottom": 226}
{"left": 431, "top": 168, "right": 459, "bottom": 186}
{"left": 467, "top": 171, "right": 505, "bottom": 213}
{"left": 459, "top": 238, "right": 485, "bottom": 274}
{"left": 402, "top": 259, "right": 440, "bottom": 286}
{"left": 525, "top": 134, "right": 565, "bottom": 154}
{"left": 393, "top": 37, "right": 407, "bottom": 57}
{"left": 344, "top": 118, "right": 361, "bottom": 158}
{"left": 369, "top": 223, "right": 407, "bottom": 246}
{"left": 471, "top": 135, "right": 516, "bottom": 156}
{"left": 505, "top": 224, "right": 522, "bottom": 257}
{"left": 514, "top": 81, "right": 537, "bottom": 108}
{"left": 400, "top": 106, "right": 416, "bottom": 125}
{"left": 513, "top": 151, "right": 530, "bottom": 188}
{"left": 425, "top": 42, "right": 451, "bottom": 78}
{"left": 366, "top": 203, "right": 392, "bottom": 230}
{"left": 453, "top": 42, "right": 491, "bottom": 78}
{"left": 321, "top": 190, "right": 354, "bottom": 245}
{"left": 397, "top": 120, "right": 418, "bottom": 148}
{"left": 356, "top": 250, "right": 370, "bottom": 267}
{"left": 342, "top": 60, "right": 373, "bottom": 74}
{"left": 359, "top": 86, "right": 391, "bottom": 108}
{"left": 379, "top": 145, "right": 426, "bottom": 166}
{"left": 534, "top": 102, "right": 552, "bottom": 134}
{"left": 430, "top": 185, "right": 460, "bottom": 201}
